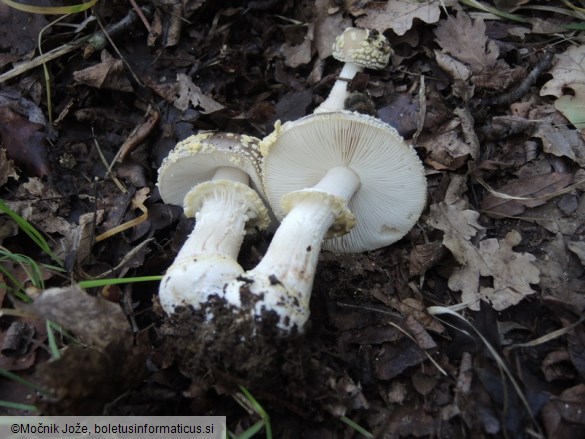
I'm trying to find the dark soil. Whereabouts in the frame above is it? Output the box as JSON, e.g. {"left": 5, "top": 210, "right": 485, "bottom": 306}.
{"left": 1, "top": 1, "right": 585, "bottom": 437}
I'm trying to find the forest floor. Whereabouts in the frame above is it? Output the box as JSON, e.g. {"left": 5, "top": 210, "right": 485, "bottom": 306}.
{"left": 1, "top": 0, "right": 585, "bottom": 437}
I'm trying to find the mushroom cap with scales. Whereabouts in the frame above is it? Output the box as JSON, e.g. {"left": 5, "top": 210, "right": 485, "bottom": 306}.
{"left": 260, "top": 111, "right": 427, "bottom": 253}
{"left": 157, "top": 132, "right": 269, "bottom": 230}
{"left": 332, "top": 27, "right": 392, "bottom": 70}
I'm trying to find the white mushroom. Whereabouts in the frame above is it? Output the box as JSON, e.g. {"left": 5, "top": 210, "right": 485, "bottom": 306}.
{"left": 157, "top": 132, "right": 270, "bottom": 315}
{"left": 225, "top": 111, "right": 426, "bottom": 333}
{"left": 314, "top": 27, "right": 391, "bottom": 114}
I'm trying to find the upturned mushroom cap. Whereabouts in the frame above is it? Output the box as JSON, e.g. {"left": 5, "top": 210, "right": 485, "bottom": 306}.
{"left": 332, "top": 27, "right": 392, "bottom": 70}
{"left": 260, "top": 111, "right": 427, "bottom": 253}
{"left": 158, "top": 132, "right": 264, "bottom": 206}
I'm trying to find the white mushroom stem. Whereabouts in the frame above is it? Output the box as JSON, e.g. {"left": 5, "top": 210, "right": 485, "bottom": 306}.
{"left": 159, "top": 167, "right": 265, "bottom": 316}
{"left": 314, "top": 63, "right": 362, "bottom": 114}
{"left": 174, "top": 167, "right": 250, "bottom": 260}
{"left": 225, "top": 166, "right": 360, "bottom": 332}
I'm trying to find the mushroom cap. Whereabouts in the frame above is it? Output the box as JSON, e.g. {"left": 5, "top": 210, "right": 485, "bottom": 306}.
{"left": 261, "top": 111, "right": 427, "bottom": 253}
{"left": 157, "top": 132, "right": 263, "bottom": 206}
{"left": 332, "top": 27, "right": 392, "bottom": 70}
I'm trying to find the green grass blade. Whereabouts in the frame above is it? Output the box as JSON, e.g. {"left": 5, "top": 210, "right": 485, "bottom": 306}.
{"left": 0, "top": 199, "right": 63, "bottom": 267}
{"left": 458, "top": 0, "right": 529, "bottom": 22}
{"left": 46, "top": 320, "right": 62, "bottom": 359}
{"left": 234, "top": 420, "right": 265, "bottom": 439}
{"left": 78, "top": 275, "right": 163, "bottom": 288}
{"left": 0, "top": 0, "right": 98, "bottom": 15}
{"left": 0, "top": 369, "right": 49, "bottom": 395}
{"left": 0, "top": 400, "right": 37, "bottom": 411}
{"left": 340, "top": 416, "right": 374, "bottom": 438}
{"left": 237, "top": 386, "right": 272, "bottom": 439}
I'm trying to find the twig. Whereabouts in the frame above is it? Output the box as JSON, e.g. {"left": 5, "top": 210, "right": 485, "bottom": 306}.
{"left": 480, "top": 50, "right": 554, "bottom": 107}
{"left": 0, "top": 6, "right": 152, "bottom": 84}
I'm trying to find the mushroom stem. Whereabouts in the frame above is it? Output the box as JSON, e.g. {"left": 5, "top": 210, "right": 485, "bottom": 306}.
{"left": 225, "top": 166, "right": 360, "bottom": 332}
{"left": 212, "top": 166, "right": 249, "bottom": 185}
{"left": 314, "top": 63, "right": 363, "bottom": 114}
{"left": 159, "top": 180, "right": 262, "bottom": 315}
{"left": 311, "top": 166, "right": 361, "bottom": 199}
{"left": 177, "top": 189, "right": 248, "bottom": 260}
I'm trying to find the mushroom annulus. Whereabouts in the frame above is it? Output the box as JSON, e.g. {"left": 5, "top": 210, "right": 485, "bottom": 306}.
{"left": 224, "top": 111, "right": 427, "bottom": 334}
{"left": 157, "top": 132, "right": 270, "bottom": 316}
{"left": 314, "top": 27, "right": 391, "bottom": 114}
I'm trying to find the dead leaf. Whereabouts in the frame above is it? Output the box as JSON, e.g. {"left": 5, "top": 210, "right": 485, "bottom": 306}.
{"left": 313, "top": 0, "right": 352, "bottom": 60}
{"left": 281, "top": 25, "right": 314, "bottom": 68}
{"left": 373, "top": 339, "right": 427, "bottom": 380}
{"left": 0, "top": 107, "right": 50, "bottom": 177}
{"left": 0, "top": 318, "right": 46, "bottom": 371}
{"left": 408, "top": 241, "right": 446, "bottom": 277}
{"left": 434, "top": 50, "right": 475, "bottom": 100}
{"left": 533, "top": 122, "right": 585, "bottom": 166}
{"left": 0, "top": 2, "right": 48, "bottom": 54}
{"left": 542, "top": 384, "right": 585, "bottom": 438}
{"left": 55, "top": 210, "right": 104, "bottom": 268}
{"left": 404, "top": 315, "right": 437, "bottom": 350}
{"left": 356, "top": 0, "right": 442, "bottom": 36}
{"left": 0, "top": 148, "right": 18, "bottom": 187}
{"left": 434, "top": 12, "right": 499, "bottom": 73}
{"left": 540, "top": 45, "right": 585, "bottom": 129}
{"left": 535, "top": 234, "right": 585, "bottom": 311}
{"left": 174, "top": 73, "right": 224, "bottom": 114}
{"left": 115, "top": 106, "right": 160, "bottom": 162}
{"left": 421, "top": 126, "right": 473, "bottom": 170}
{"left": 429, "top": 202, "right": 540, "bottom": 310}
{"left": 481, "top": 173, "right": 573, "bottom": 218}
{"left": 73, "top": 50, "right": 133, "bottom": 92}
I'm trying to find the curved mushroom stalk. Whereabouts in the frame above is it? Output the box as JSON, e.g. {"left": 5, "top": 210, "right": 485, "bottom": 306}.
{"left": 314, "top": 63, "right": 364, "bottom": 114}
{"left": 224, "top": 167, "right": 360, "bottom": 333}
{"left": 314, "top": 27, "right": 391, "bottom": 114}
{"left": 159, "top": 178, "right": 267, "bottom": 315}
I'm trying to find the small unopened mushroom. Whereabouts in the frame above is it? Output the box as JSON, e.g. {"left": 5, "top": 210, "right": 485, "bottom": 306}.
{"left": 314, "top": 27, "right": 391, "bottom": 114}
{"left": 157, "top": 132, "right": 270, "bottom": 315}
{"left": 225, "top": 111, "right": 426, "bottom": 333}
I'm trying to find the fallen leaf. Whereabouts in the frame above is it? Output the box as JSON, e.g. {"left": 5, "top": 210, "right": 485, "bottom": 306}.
{"left": 533, "top": 122, "right": 585, "bottom": 166}
{"left": 356, "top": 0, "right": 442, "bottom": 36}
{"left": 542, "top": 384, "right": 585, "bottom": 438}
{"left": 0, "top": 2, "right": 48, "bottom": 54}
{"left": 55, "top": 210, "right": 104, "bottom": 268}
{"left": 481, "top": 173, "right": 573, "bottom": 218}
{"left": 0, "top": 318, "right": 46, "bottom": 371}
{"left": 404, "top": 315, "right": 437, "bottom": 350}
{"left": 373, "top": 339, "right": 427, "bottom": 380}
{"left": 73, "top": 50, "right": 133, "bottom": 92}
{"left": 434, "top": 12, "right": 498, "bottom": 73}
{"left": 281, "top": 24, "right": 313, "bottom": 68}
{"left": 0, "top": 148, "right": 18, "bottom": 187}
{"left": 313, "top": 2, "right": 352, "bottom": 60}
{"left": 535, "top": 234, "right": 585, "bottom": 311}
{"left": 0, "top": 107, "right": 50, "bottom": 177}
{"left": 421, "top": 126, "right": 473, "bottom": 170}
{"left": 540, "top": 45, "right": 585, "bottom": 129}
{"left": 429, "top": 202, "right": 540, "bottom": 310}
{"left": 408, "top": 241, "right": 446, "bottom": 276}
{"left": 174, "top": 73, "right": 224, "bottom": 114}
{"left": 567, "top": 322, "right": 585, "bottom": 380}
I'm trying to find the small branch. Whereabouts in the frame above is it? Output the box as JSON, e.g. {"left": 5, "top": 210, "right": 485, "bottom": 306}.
{"left": 480, "top": 50, "right": 554, "bottom": 107}
{"left": 0, "top": 6, "right": 152, "bottom": 84}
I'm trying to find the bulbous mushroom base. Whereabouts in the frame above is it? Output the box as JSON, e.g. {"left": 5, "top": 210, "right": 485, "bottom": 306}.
{"left": 159, "top": 255, "right": 244, "bottom": 315}
{"left": 159, "top": 293, "right": 304, "bottom": 385}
